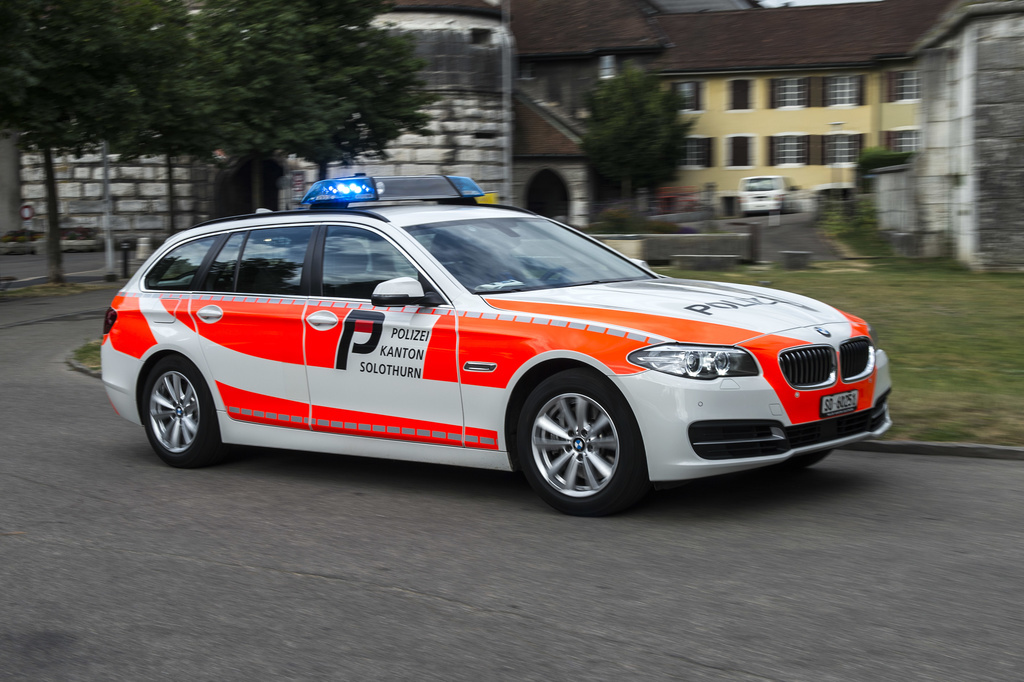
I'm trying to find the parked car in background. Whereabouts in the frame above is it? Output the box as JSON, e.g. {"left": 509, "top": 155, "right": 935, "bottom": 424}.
{"left": 739, "top": 175, "right": 797, "bottom": 216}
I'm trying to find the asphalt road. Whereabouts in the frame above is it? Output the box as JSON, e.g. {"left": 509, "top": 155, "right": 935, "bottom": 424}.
{"left": 0, "top": 250, "right": 115, "bottom": 289}
{"left": 2, "top": 299, "right": 1023, "bottom": 680}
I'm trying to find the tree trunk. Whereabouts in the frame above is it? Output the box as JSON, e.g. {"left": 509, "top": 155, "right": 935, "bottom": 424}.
{"left": 42, "top": 147, "right": 64, "bottom": 284}
{"left": 251, "top": 154, "right": 262, "bottom": 211}
{"left": 166, "top": 154, "right": 176, "bottom": 237}
{"left": 621, "top": 176, "right": 632, "bottom": 203}
{"left": 318, "top": 160, "right": 328, "bottom": 181}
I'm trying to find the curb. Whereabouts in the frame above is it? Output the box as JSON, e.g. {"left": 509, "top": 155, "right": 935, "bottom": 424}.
{"left": 66, "top": 356, "right": 102, "bottom": 380}
{"left": 844, "top": 439, "right": 1024, "bottom": 461}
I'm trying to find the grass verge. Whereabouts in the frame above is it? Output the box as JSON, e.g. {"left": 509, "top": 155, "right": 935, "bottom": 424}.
{"left": 3, "top": 281, "right": 121, "bottom": 299}
{"left": 655, "top": 258, "right": 1024, "bottom": 446}
{"left": 72, "top": 339, "right": 102, "bottom": 372}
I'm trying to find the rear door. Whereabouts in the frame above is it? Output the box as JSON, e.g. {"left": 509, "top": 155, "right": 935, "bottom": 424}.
{"left": 303, "top": 223, "right": 466, "bottom": 449}
{"left": 192, "top": 225, "right": 316, "bottom": 429}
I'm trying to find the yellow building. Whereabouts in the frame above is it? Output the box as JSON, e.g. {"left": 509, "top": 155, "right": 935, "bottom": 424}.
{"left": 652, "top": 0, "right": 954, "bottom": 214}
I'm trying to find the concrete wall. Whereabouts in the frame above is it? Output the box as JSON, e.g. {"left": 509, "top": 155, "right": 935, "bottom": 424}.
{"left": 917, "top": 4, "right": 1024, "bottom": 270}
{"left": 513, "top": 159, "right": 590, "bottom": 226}
{"left": 874, "top": 164, "right": 917, "bottom": 253}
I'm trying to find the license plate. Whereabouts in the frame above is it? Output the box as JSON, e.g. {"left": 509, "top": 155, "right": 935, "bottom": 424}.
{"left": 821, "top": 389, "right": 858, "bottom": 417}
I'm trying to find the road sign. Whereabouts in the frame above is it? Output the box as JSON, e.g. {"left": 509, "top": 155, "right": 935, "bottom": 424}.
{"left": 19, "top": 204, "right": 34, "bottom": 221}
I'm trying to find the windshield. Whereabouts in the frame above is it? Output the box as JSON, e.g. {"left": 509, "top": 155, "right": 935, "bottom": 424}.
{"left": 403, "top": 216, "right": 653, "bottom": 294}
{"left": 742, "top": 177, "right": 781, "bottom": 192}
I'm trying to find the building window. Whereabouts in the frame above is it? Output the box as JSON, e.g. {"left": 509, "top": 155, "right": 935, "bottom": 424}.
{"left": 774, "top": 135, "right": 807, "bottom": 165}
{"left": 728, "top": 79, "right": 751, "bottom": 111}
{"left": 682, "top": 137, "right": 713, "bottom": 168}
{"left": 826, "top": 133, "right": 861, "bottom": 165}
{"left": 598, "top": 55, "right": 616, "bottom": 79}
{"left": 727, "top": 136, "right": 754, "bottom": 167}
{"left": 888, "top": 70, "right": 920, "bottom": 101}
{"left": 674, "top": 81, "right": 703, "bottom": 112}
{"left": 774, "top": 78, "right": 807, "bottom": 108}
{"left": 889, "top": 130, "right": 920, "bottom": 152}
{"left": 826, "top": 76, "right": 859, "bottom": 106}
{"left": 518, "top": 61, "right": 534, "bottom": 80}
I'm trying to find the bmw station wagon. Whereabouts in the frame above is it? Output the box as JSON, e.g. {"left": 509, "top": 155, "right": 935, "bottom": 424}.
{"left": 102, "top": 175, "right": 891, "bottom": 515}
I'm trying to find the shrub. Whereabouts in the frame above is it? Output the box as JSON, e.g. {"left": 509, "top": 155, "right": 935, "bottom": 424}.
{"left": 589, "top": 207, "right": 681, "bottom": 234}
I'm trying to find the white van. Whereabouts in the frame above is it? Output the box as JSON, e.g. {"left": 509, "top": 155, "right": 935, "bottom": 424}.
{"left": 739, "top": 176, "right": 795, "bottom": 216}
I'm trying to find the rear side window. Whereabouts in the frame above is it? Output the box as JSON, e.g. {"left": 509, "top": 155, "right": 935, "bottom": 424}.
{"left": 144, "top": 237, "right": 218, "bottom": 291}
{"left": 201, "top": 232, "right": 245, "bottom": 292}
{"left": 236, "top": 226, "right": 314, "bottom": 295}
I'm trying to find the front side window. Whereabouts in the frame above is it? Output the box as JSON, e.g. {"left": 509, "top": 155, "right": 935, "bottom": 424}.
{"left": 826, "top": 76, "right": 858, "bottom": 106}
{"left": 144, "top": 236, "right": 218, "bottom": 291}
{"left": 404, "top": 217, "right": 650, "bottom": 294}
{"left": 775, "top": 78, "right": 807, "bottom": 108}
{"left": 321, "top": 225, "right": 419, "bottom": 300}
{"left": 236, "top": 226, "right": 314, "bottom": 295}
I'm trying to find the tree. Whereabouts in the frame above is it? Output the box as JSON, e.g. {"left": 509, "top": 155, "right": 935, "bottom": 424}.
{"left": 196, "top": 0, "right": 433, "bottom": 207}
{"left": 0, "top": 0, "right": 146, "bottom": 283}
{"left": 113, "top": 0, "right": 216, "bottom": 236}
{"left": 582, "top": 65, "right": 692, "bottom": 200}
{"left": 295, "top": 2, "right": 433, "bottom": 179}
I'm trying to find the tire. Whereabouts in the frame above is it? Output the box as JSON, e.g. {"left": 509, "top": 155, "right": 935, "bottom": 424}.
{"left": 517, "top": 369, "right": 650, "bottom": 516}
{"left": 774, "top": 449, "right": 832, "bottom": 471}
{"left": 142, "top": 355, "right": 225, "bottom": 468}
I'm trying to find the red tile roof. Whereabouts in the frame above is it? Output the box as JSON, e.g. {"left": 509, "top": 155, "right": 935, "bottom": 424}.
{"left": 653, "top": 0, "right": 958, "bottom": 72}
{"left": 514, "top": 100, "right": 584, "bottom": 156}
{"left": 512, "top": 0, "right": 666, "bottom": 56}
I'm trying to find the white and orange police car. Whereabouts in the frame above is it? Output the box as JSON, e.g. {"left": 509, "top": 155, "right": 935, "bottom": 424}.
{"left": 102, "top": 175, "right": 890, "bottom": 515}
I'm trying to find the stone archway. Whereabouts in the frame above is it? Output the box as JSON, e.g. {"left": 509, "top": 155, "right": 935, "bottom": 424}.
{"left": 525, "top": 168, "right": 570, "bottom": 222}
{"left": 214, "top": 157, "right": 285, "bottom": 218}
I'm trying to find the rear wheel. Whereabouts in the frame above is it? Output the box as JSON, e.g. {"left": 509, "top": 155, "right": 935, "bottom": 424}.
{"left": 142, "top": 356, "right": 225, "bottom": 468}
{"left": 517, "top": 369, "right": 650, "bottom": 516}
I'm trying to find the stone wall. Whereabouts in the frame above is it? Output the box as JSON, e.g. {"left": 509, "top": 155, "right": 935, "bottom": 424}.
{"left": 16, "top": 152, "right": 206, "bottom": 237}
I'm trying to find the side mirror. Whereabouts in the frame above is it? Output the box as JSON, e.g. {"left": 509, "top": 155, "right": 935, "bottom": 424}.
{"left": 629, "top": 257, "right": 650, "bottom": 270}
{"left": 371, "top": 277, "right": 431, "bottom": 307}
{"left": 790, "top": 186, "right": 799, "bottom": 192}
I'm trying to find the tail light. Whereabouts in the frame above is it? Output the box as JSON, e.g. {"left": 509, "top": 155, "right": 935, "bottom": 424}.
{"left": 103, "top": 307, "right": 117, "bottom": 335}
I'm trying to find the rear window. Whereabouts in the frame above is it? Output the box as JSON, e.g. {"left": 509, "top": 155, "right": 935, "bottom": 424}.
{"left": 741, "top": 177, "right": 782, "bottom": 192}
{"left": 235, "top": 226, "right": 314, "bottom": 295}
{"left": 144, "top": 237, "right": 217, "bottom": 291}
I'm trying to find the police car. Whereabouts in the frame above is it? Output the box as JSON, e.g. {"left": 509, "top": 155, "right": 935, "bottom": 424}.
{"left": 101, "top": 175, "right": 891, "bottom": 516}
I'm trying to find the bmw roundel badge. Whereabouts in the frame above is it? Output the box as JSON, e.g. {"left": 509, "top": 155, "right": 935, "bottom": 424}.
{"left": 815, "top": 327, "right": 832, "bottom": 337}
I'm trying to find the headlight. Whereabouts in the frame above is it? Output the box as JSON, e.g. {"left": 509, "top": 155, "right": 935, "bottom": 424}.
{"left": 627, "top": 344, "right": 759, "bottom": 380}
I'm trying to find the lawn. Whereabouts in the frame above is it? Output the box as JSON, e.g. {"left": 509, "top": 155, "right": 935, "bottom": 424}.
{"left": 654, "top": 258, "right": 1024, "bottom": 446}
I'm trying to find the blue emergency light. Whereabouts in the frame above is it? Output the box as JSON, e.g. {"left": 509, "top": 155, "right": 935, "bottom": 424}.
{"left": 301, "top": 175, "right": 485, "bottom": 208}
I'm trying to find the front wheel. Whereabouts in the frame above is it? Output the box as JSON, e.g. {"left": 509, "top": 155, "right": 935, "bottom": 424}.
{"left": 142, "top": 355, "right": 225, "bottom": 468}
{"left": 517, "top": 369, "right": 650, "bottom": 516}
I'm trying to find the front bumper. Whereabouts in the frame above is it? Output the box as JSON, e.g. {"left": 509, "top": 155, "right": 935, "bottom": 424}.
{"left": 612, "top": 349, "right": 893, "bottom": 482}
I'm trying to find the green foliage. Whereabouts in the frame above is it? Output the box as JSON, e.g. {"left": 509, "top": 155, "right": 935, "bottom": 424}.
{"left": 582, "top": 65, "right": 692, "bottom": 198}
{"left": 858, "top": 146, "right": 913, "bottom": 185}
{"left": 819, "top": 199, "right": 893, "bottom": 258}
{"left": 588, "top": 207, "right": 680, "bottom": 234}
{"left": 196, "top": 0, "right": 432, "bottom": 180}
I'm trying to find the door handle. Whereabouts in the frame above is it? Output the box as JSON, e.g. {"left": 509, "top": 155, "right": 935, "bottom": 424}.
{"left": 196, "top": 305, "right": 223, "bottom": 324}
{"left": 306, "top": 310, "right": 339, "bottom": 331}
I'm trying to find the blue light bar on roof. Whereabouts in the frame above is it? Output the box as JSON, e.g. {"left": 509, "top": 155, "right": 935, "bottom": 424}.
{"left": 302, "top": 177, "right": 377, "bottom": 206}
{"left": 300, "top": 175, "right": 486, "bottom": 208}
